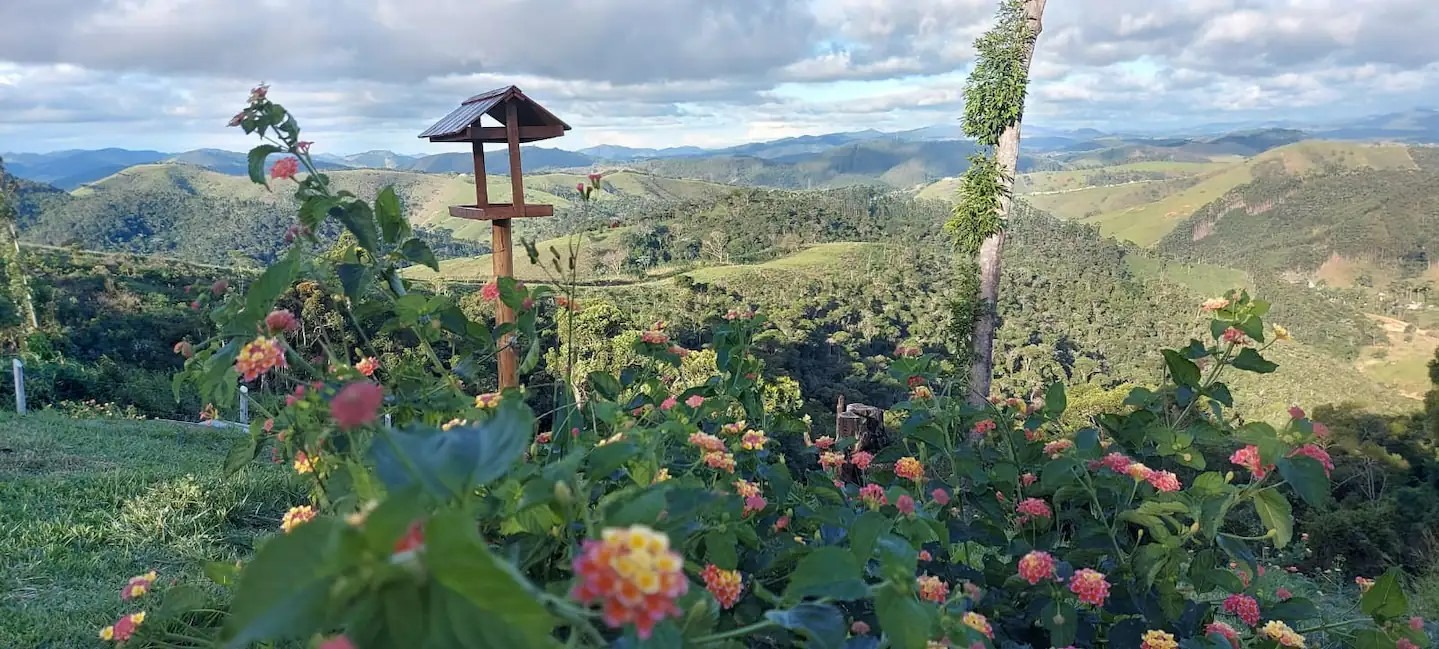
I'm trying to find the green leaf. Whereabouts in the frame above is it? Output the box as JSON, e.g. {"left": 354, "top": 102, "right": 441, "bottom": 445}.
{"left": 244, "top": 248, "right": 300, "bottom": 322}
{"left": 604, "top": 486, "right": 669, "bottom": 528}
{"left": 427, "top": 510, "right": 556, "bottom": 647}
{"left": 1252, "top": 488, "right": 1294, "bottom": 548}
{"left": 223, "top": 434, "right": 258, "bottom": 476}
{"left": 221, "top": 518, "right": 345, "bottom": 647}
{"left": 1133, "top": 543, "right": 1170, "bottom": 591}
{"left": 401, "top": 238, "right": 440, "bottom": 272}
{"left": 204, "top": 560, "right": 241, "bottom": 587}
{"left": 498, "top": 276, "right": 528, "bottom": 311}
{"left": 764, "top": 603, "right": 847, "bottom": 649}
{"left": 1204, "top": 382, "right": 1234, "bottom": 407}
{"left": 370, "top": 399, "right": 532, "bottom": 496}
{"left": 783, "top": 547, "right": 867, "bottom": 602}
{"left": 1231, "top": 348, "right": 1278, "bottom": 373}
{"left": 1350, "top": 629, "right": 1394, "bottom": 649}
{"left": 1216, "top": 535, "right": 1256, "bottom": 576}
{"left": 1162, "top": 349, "right": 1202, "bottom": 387}
{"left": 156, "top": 583, "right": 208, "bottom": 619}
{"left": 1044, "top": 381, "right": 1067, "bottom": 417}
{"left": 874, "top": 590, "right": 933, "bottom": 649}
{"left": 1266, "top": 598, "right": 1321, "bottom": 624}
{"left": 587, "top": 440, "right": 640, "bottom": 476}
{"left": 587, "top": 372, "right": 621, "bottom": 400}
{"left": 1041, "top": 600, "right": 1078, "bottom": 647}
{"left": 1276, "top": 457, "right": 1330, "bottom": 508}
{"left": 376, "top": 187, "right": 409, "bottom": 244}
{"left": 381, "top": 583, "right": 428, "bottom": 646}
{"left": 1041, "top": 457, "right": 1081, "bottom": 492}
{"left": 337, "top": 199, "right": 381, "bottom": 254}
{"left": 1360, "top": 568, "right": 1409, "bottom": 621}
{"left": 298, "top": 196, "right": 338, "bottom": 232}
{"left": 850, "top": 511, "right": 892, "bottom": 563}
{"left": 336, "top": 263, "right": 371, "bottom": 301}
{"left": 704, "top": 531, "right": 738, "bottom": 570}
{"left": 247, "top": 145, "right": 281, "bottom": 187}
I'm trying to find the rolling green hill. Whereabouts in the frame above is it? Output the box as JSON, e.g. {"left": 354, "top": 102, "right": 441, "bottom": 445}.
{"left": 632, "top": 139, "right": 1057, "bottom": 190}
{"left": 919, "top": 140, "right": 1421, "bottom": 246}
{"left": 1156, "top": 167, "right": 1439, "bottom": 282}
{"left": 17, "top": 164, "right": 728, "bottom": 262}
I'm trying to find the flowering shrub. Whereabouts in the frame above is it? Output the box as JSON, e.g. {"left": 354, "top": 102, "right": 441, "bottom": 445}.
{"left": 162, "top": 90, "right": 1435, "bottom": 649}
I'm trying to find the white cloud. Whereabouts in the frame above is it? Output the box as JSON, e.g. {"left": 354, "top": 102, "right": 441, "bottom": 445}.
{"left": 1, "top": 0, "right": 1437, "bottom": 153}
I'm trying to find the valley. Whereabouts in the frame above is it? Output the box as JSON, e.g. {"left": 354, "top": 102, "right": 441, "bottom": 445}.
{"left": 3, "top": 117, "right": 1438, "bottom": 423}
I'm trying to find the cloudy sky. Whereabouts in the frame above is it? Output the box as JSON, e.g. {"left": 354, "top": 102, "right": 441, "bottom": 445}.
{"left": 2, "top": 0, "right": 1437, "bottom": 155}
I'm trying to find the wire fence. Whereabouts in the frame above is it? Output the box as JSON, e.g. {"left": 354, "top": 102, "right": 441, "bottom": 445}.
{"left": 5, "top": 359, "right": 395, "bottom": 431}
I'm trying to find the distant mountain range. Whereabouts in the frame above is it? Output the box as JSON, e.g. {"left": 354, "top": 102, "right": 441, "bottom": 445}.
{"left": 6, "top": 108, "right": 1438, "bottom": 191}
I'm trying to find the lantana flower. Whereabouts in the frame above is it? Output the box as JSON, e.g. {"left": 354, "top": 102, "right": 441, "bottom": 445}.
{"left": 917, "top": 575, "right": 949, "bottom": 603}
{"left": 701, "top": 564, "right": 744, "bottom": 609}
{"left": 1140, "top": 630, "right": 1178, "bottom": 649}
{"left": 1147, "top": 470, "right": 1182, "bottom": 492}
{"left": 1206, "top": 621, "right": 1240, "bottom": 647}
{"left": 355, "top": 357, "right": 379, "bottom": 377}
{"left": 281, "top": 505, "right": 316, "bottom": 533}
{"left": 689, "top": 432, "right": 726, "bottom": 452}
{"left": 703, "top": 451, "right": 736, "bottom": 473}
{"left": 99, "top": 612, "right": 146, "bottom": 643}
{"left": 859, "top": 484, "right": 887, "bottom": 508}
{"left": 120, "top": 571, "right": 158, "bottom": 600}
{"left": 962, "top": 612, "right": 994, "bottom": 638}
{"left": 1069, "top": 569, "right": 1110, "bottom": 606}
{"left": 1230, "top": 445, "right": 1273, "bottom": 480}
{"left": 1017, "top": 551, "right": 1056, "bottom": 584}
{"left": 1223, "top": 594, "right": 1261, "bottom": 626}
{"left": 1259, "top": 620, "right": 1306, "bottom": 647}
{"left": 236, "top": 336, "right": 286, "bottom": 382}
{"left": 894, "top": 456, "right": 924, "bottom": 482}
{"left": 331, "top": 382, "right": 383, "bottom": 431}
{"left": 571, "top": 525, "right": 687, "bottom": 639}
{"left": 1043, "top": 439, "right": 1074, "bottom": 457}
{"left": 1288, "top": 443, "right": 1334, "bottom": 477}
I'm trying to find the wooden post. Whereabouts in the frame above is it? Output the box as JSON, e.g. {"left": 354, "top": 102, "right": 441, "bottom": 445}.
{"left": 471, "top": 141, "right": 489, "bottom": 208}
{"left": 492, "top": 102, "right": 523, "bottom": 389}
{"left": 238, "top": 385, "right": 249, "bottom": 424}
{"left": 12, "top": 358, "right": 24, "bottom": 415}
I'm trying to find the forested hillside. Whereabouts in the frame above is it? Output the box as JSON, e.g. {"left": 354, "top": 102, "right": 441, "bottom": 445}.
{"left": 11, "top": 164, "right": 721, "bottom": 264}
{"left": 1158, "top": 168, "right": 1439, "bottom": 278}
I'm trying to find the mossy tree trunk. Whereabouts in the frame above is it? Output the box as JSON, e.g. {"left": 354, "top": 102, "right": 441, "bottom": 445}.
{"left": 0, "top": 158, "right": 38, "bottom": 335}
{"left": 951, "top": 0, "right": 1047, "bottom": 406}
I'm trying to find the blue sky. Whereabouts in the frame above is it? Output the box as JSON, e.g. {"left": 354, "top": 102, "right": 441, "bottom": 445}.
{"left": 2, "top": 0, "right": 1437, "bottom": 155}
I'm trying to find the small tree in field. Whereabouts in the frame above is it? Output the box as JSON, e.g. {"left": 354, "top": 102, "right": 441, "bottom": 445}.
{"left": 948, "top": 0, "right": 1047, "bottom": 406}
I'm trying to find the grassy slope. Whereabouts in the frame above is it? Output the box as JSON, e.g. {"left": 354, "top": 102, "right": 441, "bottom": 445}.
{"left": 680, "top": 242, "right": 879, "bottom": 283}
{"left": 0, "top": 414, "right": 300, "bottom": 647}
{"left": 1086, "top": 141, "right": 1416, "bottom": 245}
{"left": 920, "top": 142, "right": 1417, "bottom": 246}
{"left": 1357, "top": 315, "right": 1439, "bottom": 399}
{"left": 63, "top": 164, "right": 723, "bottom": 243}
{"left": 403, "top": 228, "right": 635, "bottom": 283}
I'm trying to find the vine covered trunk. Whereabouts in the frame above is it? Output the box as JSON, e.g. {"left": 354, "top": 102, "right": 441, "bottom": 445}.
{"left": 966, "top": 0, "right": 1046, "bottom": 406}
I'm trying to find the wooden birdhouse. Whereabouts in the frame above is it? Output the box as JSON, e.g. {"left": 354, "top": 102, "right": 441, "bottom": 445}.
{"left": 419, "top": 86, "right": 571, "bottom": 388}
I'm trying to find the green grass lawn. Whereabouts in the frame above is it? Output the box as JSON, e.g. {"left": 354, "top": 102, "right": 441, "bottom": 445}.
{"left": 0, "top": 413, "right": 301, "bottom": 647}
{"left": 3, "top": 413, "right": 1438, "bottom": 647}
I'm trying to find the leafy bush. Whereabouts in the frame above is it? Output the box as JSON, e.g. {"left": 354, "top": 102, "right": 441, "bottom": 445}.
{"left": 126, "top": 90, "right": 1437, "bottom": 649}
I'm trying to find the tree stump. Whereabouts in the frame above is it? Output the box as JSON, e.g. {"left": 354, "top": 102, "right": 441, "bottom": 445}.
{"left": 837, "top": 402, "right": 890, "bottom": 483}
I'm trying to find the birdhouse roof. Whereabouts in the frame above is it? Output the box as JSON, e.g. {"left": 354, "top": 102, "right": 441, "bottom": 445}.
{"left": 418, "top": 86, "right": 570, "bottom": 142}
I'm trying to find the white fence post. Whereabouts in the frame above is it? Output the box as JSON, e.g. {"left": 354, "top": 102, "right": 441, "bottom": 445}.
{"left": 238, "top": 385, "right": 249, "bottom": 425}
{"left": 384, "top": 413, "right": 392, "bottom": 428}
{"left": 11, "top": 358, "right": 24, "bottom": 415}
